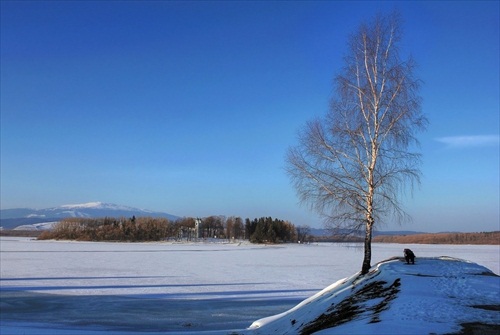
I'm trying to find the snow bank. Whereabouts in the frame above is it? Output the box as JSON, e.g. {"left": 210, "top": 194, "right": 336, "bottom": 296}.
{"left": 247, "top": 257, "right": 500, "bottom": 334}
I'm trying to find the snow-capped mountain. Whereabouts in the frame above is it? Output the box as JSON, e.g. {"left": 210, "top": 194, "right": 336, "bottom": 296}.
{"left": 0, "top": 202, "right": 179, "bottom": 230}
{"left": 44, "top": 202, "right": 162, "bottom": 218}
{"left": 58, "top": 202, "right": 146, "bottom": 211}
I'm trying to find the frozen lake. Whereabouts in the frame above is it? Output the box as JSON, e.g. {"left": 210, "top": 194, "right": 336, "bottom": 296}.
{"left": 1, "top": 237, "right": 498, "bottom": 333}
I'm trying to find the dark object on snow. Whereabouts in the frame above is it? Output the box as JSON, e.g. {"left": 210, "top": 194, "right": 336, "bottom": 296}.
{"left": 404, "top": 249, "right": 415, "bottom": 264}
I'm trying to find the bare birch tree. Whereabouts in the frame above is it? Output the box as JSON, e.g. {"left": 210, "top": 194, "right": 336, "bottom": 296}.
{"left": 286, "top": 12, "right": 428, "bottom": 274}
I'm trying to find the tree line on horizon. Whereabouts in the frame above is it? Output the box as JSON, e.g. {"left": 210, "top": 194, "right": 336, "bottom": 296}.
{"left": 373, "top": 231, "right": 500, "bottom": 245}
{"left": 37, "top": 216, "right": 311, "bottom": 243}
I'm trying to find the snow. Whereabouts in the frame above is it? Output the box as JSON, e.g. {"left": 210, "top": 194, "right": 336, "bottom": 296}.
{"left": 1, "top": 237, "right": 498, "bottom": 334}
{"left": 26, "top": 214, "right": 46, "bottom": 218}
{"left": 248, "top": 257, "right": 499, "bottom": 334}
{"left": 59, "top": 202, "right": 111, "bottom": 209}
{"left": 58, "top": 202, "right": 151, "bottom": 212}
{"left": 12, "top": 222, "right": 57, "bottom": 230}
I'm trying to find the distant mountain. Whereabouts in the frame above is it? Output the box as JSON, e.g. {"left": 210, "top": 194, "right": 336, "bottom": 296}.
{"left": 0, "top": 202, "right": 180, "bottom": 230}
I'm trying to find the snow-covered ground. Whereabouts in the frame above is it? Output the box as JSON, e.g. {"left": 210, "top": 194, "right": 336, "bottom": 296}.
{"left": 1, "top": 237, "right": 498, "bottom": 334}
{"left": 249, "top": 256, "right": 499, "bottom": 334}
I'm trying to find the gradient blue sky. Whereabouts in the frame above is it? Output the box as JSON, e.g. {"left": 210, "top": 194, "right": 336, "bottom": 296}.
{"left": 1, "top": 1, "right": 499, "bottom": 233}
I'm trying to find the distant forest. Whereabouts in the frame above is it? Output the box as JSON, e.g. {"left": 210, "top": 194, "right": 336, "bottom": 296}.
{"left": 36, "top": 216, "right": 306, "bottom": 244}
{"left": 373, "top": 232, "right": 500, "bottom": 245}
{"left": 278, "top": 231, "right": 499, "bottom": 245}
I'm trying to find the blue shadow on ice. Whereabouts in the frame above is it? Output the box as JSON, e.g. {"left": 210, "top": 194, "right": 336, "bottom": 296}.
{"left": 0, "top": 289, "right": 316, "bottom": 332}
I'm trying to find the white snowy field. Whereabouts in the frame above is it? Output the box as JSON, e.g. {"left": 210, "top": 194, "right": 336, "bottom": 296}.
{"left": 1, "top": 237, "right": 498, "bottom": 334}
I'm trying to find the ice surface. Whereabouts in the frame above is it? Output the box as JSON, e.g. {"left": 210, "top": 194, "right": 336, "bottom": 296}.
{"left": 1, "top": 237, "right": 498, "bottom": 334}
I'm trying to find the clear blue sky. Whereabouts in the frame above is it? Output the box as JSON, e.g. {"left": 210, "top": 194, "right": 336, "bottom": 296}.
{"left": 1, "top": 1, "right": 498, "bottom": 233}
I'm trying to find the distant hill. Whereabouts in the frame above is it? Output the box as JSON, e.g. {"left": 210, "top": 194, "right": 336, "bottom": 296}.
{"left": 0, "top": 202, "right": 179, "bottom": 230}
